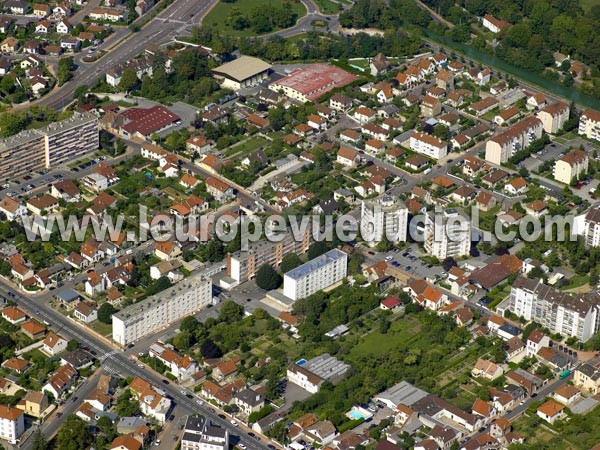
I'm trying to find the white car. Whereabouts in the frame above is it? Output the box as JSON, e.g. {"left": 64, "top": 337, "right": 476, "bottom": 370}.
{"left": 239, "top": 445, "right": 246, "bottom": 450}
{"left": 384, "top": 256, "right": 393, "bottom": 262}
{"left": 231, "top": 419, "right": 238, "bottom": 427}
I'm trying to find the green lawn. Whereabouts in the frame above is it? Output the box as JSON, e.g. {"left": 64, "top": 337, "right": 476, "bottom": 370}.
{"left": 349, "top": 315, "right": 421, "bottom": 359}
{"left": 580, "top": 0, "right": 600, "bottom": 13}
{"left": 203, "top": 0, "right": 307, "bottom": 37}
{"left": 313, "top": 0, "right": 342, "bottom": 14}
{"left": 89, "top": 321, "right": 112, "bottom": 336}
{"left": 224, "top": 136, "right": 268, "bottom": 158}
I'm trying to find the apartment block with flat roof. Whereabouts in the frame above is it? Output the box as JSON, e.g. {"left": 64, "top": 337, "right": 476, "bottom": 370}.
{"left": 509, "top": 277, "right": 600, "bottom": 342}
{"left": 360, "top": 196, "right": 408, "bottom": 247}
{"left": 283, "top": 249, "right": 347, "bottom": 301}
{"left": 0, "top": 112, "right": 98, "bottom": 182}
{"left": 424, "top": 209, "right": 471, "bottom": 259}
{"left": 112, "top": 274, "right": 212, "bottom": 346}
{"left": 226, "top": 229, "right": 311, "bottom": 284}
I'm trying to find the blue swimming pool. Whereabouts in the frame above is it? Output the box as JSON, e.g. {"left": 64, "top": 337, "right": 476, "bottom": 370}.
{"left": 296, "top": 359, "right": 307, "bottom": 366}
{"left": 349, "top": 410, "right": 368, "bottom": 420}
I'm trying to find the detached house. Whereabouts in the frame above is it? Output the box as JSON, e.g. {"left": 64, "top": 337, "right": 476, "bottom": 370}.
{"left": 42, "top": 332, "right": 68, "bottom": 356}
{"left": 336, "top": 147, "right": 360, "bottom": 168}
{"left": 206, "top": 177, "right": 234, "bottom": 202}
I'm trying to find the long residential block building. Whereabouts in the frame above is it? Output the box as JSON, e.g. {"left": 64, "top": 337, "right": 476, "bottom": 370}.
{"left": 112, "top": 274, "right": 212, "bottom": 346}
{"left": 283, "top": 249, "right": 347, "bottom": 301}
{"left": 485, "top": 116, "right": 543, "bottom": 165}
{"left": 226, "top": 229, "right": 311, "bottom": 284}
{"left": 507, "top": 277, "right": 600, "bottom": 342}
{"left": 0, "top": 112, "right": 98, "bottom": 182}
{"left": 579, "top": 109, "right": 600, "bottom": 142}
{"left": 360, "top": 196, "right": 408, "bottom": 247}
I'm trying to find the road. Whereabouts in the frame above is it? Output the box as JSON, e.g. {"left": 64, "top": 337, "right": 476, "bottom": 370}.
{"left": 32, "top": 0, "right": 218, "bottom": 110}
{"left": 22, "top": 369, "right": 104, "bottom": 450}
{"left": 0, "top": 281, "right": 269, "bottom": 450}
{"left": 209, "top": 0, "right": 343, "bottom": 40}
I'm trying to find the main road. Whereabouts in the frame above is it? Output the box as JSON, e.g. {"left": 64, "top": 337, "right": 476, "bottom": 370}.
{"left": 0, "top": 281, "right": 269, "bottom": 450}
{"left": 34, "top": 0, "right": 218, "bottom": 110}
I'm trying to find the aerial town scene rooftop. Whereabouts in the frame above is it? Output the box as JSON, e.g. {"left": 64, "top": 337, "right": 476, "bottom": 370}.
{"left": 0, "top": 0, "right": 599, "bottom": 449}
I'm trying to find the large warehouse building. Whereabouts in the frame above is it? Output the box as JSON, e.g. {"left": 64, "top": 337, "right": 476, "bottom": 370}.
{"left": 269, "top": 63, "right": 358, "bottom": 102}
{"left": 212, "top": 55, "right": 272, "bottom": 90}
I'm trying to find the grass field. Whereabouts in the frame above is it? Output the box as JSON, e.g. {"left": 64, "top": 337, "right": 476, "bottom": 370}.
{"left": 348, "top": 315, "right": 421, "bottom": 359}
{"left": 224, "top": 136, "right": 268, "bottom": 158}
{"left": 90, "top": 321, "right": 113, "bottom": 336}
{"left": 203, "top": 0, "right": 307, "bottom": 37}
{"left": 580, "top": 0, "right": 600, "bottom": 12}
{"left": 313, "top": 0, "right": 342, "bottom": 14}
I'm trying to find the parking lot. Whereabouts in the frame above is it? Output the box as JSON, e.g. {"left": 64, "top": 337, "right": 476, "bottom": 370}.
{"left": 366, "top": 244, "right": 442, "bottom": 281}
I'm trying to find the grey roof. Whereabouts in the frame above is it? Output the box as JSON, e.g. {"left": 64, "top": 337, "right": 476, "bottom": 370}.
{"left": 303, "top": 353, "right": 351, "bottom": 382}
{"left": 117, "top": 417, "right": 147, "bottom": 434}
{"left": 317, "top": 198, "right": 339, "bottom": 214}
{"left": 375, "top": 381, "right": 429, "bottom": 407}
{"left": 380, "top": 104, "right": 399, "bottom": 115}
{"left": 55, "top": 288, "right": 80, "bottom": 302}
{"left": 499, "top": 323, "right": 521, "bottom": 337}
{"left": 61, "top": 349, "right": 93, "bottom": 368}
{"left": 235, "top": 388, "right": 264, "bottom": 407}
{"left": 577, "top": 359, "right": 600, "bottom": 381}
{"left": 284, "top": 249, "right": 346, "bottom": 281}
{"left": 184, "top": 416, "right": 227, "bottom": 440}
{"left": 513, "top": 277, "right": 600, "bottom": 316}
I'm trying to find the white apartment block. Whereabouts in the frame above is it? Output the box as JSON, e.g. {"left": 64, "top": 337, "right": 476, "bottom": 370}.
{"left": 409, "top": 132, "right": 448, "bottom": 160}
{"left": 360, "top": 196, "right": 408, "bottom": 247}
{"left": 579, "top": 109, "right": 600, "bottom": 142}
{"left": 584, "top": 205, "right": 600, "bottom": 247}
{"left": 0, "top": 406, "right": 24, "bottom": 444}
{"left": 509, "top": 277, "right": 600, "bottom": 342}
{"left": 485, "top": 116, "right": 543, "bottom": 165}
{"left": 283, "top": 249, "right": 347, "bottom": 301}
{"left": 182, "top": 416, "right": 228, "bottom": 450}
{"left": 0, "top": 112, "right": 99, "bottom": 183}
{"left": 424, "top": 209, "right": 471, "bottom": 259}
{"left": 538, "top": 102, "right": 569, "bottom": 134}
{"left": 112, "top": 275, "right": 212, "bottom": 346}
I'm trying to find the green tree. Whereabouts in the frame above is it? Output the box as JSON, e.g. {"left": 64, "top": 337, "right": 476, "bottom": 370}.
{"left": 307, "top": 241, "right": 329, "bottom": 260}
{"left": 279, "top": 254, "right": 303, "bottom": 274}
{"left": 115, "top": 390, "right": 141, "bottom": 416}
{"left": 180, "top": 316, "right": 200, "bottom": 332}
{"left": 66, "top": 339, "right": 79, "bottom": 351}
{"left": 173, "top": 331, "right": 194, "bottom": 349}
{"left": 0, "top": 260, "right": 10, "bottom": 277}
{"left": 56, "top": 415, "right": 91, "bottom": 450}
{"left": 200, "top": 337, "right": 223, "bottom": 358}
{"left": 97, "top": 303, "right": 116, "bottom": 324}
{"left": 118, "top": 68, "right": 139, "bottom": 92}
{"left": 255, "top": 264, "right": 282, "bottom": 290}
{"left": 57, "top": 57, "right": 74, "bottom": 85}
{"left": 218, "top": 300, "right": 244, "bottom": 322}
{"left": 32, "top": 429, "right": 48, "bottom": 450}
